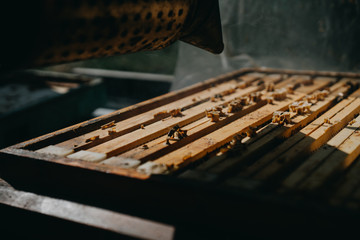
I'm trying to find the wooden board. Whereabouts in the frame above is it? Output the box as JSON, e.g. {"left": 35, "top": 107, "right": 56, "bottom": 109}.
{"left": 2, "top": 68, "right": 360, "bottom": 225}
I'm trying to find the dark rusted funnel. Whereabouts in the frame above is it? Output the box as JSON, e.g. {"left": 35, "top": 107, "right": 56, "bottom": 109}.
{"left": 0, "top": 0, "right": 223, "bottom": 71}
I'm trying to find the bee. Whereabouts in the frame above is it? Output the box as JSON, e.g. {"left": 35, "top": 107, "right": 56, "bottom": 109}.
{"left": 266, "top": 82, "right": 275, "bottom": 92}
{"left": 266, "top": 96, "right": 274, "bottom": 104}
{"left": 166, "top": 125, "right": 188, "bottom": 145}
{"left": 349, "top": 119, "right": 356, "bottom": 126}
{"left": 108, "top": 128, "right": 117, "bottom": 135}
{"left": 101, "top": 120, "right": 115, "bottom": 130}
{"left": 85, "top": 135, "right": 100, "bottom": 142}
{"left": 170, "top": 108, "right": 183, "bottom": 117}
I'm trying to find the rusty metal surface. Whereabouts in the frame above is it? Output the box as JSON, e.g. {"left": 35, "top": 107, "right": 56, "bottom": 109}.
{"left": 1, "top": 0, "right": 223, "bottom": 71}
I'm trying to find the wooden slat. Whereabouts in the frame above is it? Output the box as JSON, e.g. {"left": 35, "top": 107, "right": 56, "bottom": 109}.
{"left": 283, "top": 114, "right": 360, "bottom": 189}
{"left": 153, "top": 92, "right": 308, "bottom": 168}
{"left": 36, "top": 145, "right": 74, "bottom": 157}
{"left": 88, "top": 83, "right": 265, "bottom": 157}
{"left": 253, "top": 97, "right": 360, "bottom": 181}
{"left": 298, "top": 117, "right": 360, "bottom": 191}
{"left": 56, "top": 73, "right": 279, "bottom": 151}
{"left": 240, "top": 96, "right": 356, "bottom": 179}
{"left": 56, "top": 79, "right": 241, "bottom": 150}
{"left": 192, "top": 78, "right": 337, "bottom": 174}
{"left": 113, "top": 75, "right": 295, "bottom": 162}
{"left": 114, "top": 99, "right": 266, "bottom": 162}
{"left": 274, "top": 75, "right": 311, "bottom": 90}
{"left": 67, "top": 150, "right": 107, "bottom": 162}
{"left": 206, "top": 84, "right": 350, "bottom": 176}
{"left": 141, "top": 79, "right": 333, "bottom": 169}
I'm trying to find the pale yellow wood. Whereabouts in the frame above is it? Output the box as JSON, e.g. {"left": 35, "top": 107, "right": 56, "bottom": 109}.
{"left": 56, "top": 73, "right": 285, "bottom": 151}
{"left": 152, "top": 79, "right": 333, "bottom": 168}
{"left": 118, "top": 99, "right": 265, "bottom": 161}
{"left": 153, "top": 92, "right": 306, "bottom": 167}
{"left": 36, "top": 145, "right": 74, "bottom": 157}
{"left": 209, "top": 86, "right": 350, "bottom": 175}
{"left": 122, "top": 78, "right": 331, "bottom": 165}
{"left": 88, "top": 84, "right": 264, "bottom": 156}
{"left": 296, "top": 77, "right": 332, "bottom": 94}
{"left": 238, "top": 88, "right": 355, "bottom": 178}
{"left": 116, "top": 76, "right": 300, "bottom": 161}
{"left": 253, "top": 98, "right": 360, "bottom": 180}
{"left": 137, "top": 161, "right": 168, "bottom": 175}
{"left": 298, "top": 118, "right": 360, "bottom": 191}
{"left": 283, "top": 114, "right": 360, "bottom": 189}
{"left": 57, "top": 79, "right": 242, "bottom": 149}
{"left": 101, "top": 157, "right": 141, "bottom": 168}
{"left": 67, "top": 150, "right": 106, "bottom": 162}
{"left": 118, "top": 117, "right": 210, "bottom": 160}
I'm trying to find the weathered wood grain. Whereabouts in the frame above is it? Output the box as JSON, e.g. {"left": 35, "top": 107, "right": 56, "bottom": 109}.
{"left": 253, "top": 97, "right": 360, "bottom": 181}
{"left": 283, "top": 115, "right": 360, "bottom": 189}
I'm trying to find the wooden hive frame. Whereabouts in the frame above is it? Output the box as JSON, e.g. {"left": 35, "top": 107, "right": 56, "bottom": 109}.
{"left": 2, "top": 67, "right": 360, "bottom": 237}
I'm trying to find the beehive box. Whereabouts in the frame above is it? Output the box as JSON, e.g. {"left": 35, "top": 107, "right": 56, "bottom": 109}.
{"left": 2, "top": 68, "right": 360, "bottom": 236}
{"left": 0, "top": 70, "right": 106, "bottom": 148}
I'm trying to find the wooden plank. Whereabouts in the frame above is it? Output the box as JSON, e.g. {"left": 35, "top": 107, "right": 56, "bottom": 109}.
{"left": 112, "top": 75, "right": 295, "bottom": 162}
{"left": 298, "top": 117, "right": 360, "bottom": 191}
{"left": 67, "top": 150, "right": 107, "bottom": 162}
{"left": 0, "top": 187, "right": 175, "bottom": 240}
{"left": 56, "top": 73, "right": 277, "bottom": 151}
{"left": 101, "top": 157, "right": 141, "bottom": 168}
{"left": 152, "top": 92, "right": 308, "bottom": 168}
{"left": 19, "top": 70, "right": 261, "bottom": 151}
{"left": 253, "top": 97, "right": 360, "bottom": 181}
{"left": 87, "top": 84, "right": 265, "bottom": 157}
{"left": 113, "top": 99, "right": 266, "bottom": 162}
{"left": 123, "top": 79, "right": 330, "bottom": 169}
{"left": 240, "top": 96, "right": 356, "bottom": 179}
{"left": 283, "top": 114, "right": 360, "bottom": 189}
{"left": 274, "top": 75, "right": 311, "bottom": 90}
{"left": 207, "top": 85, "right": 350, "bottom": 176}
{"left": 56, "top": 79, "right": 241, "bottom": 150}
{"left": 36, "top": 145, "right": 74, "bottom": 157}
{"left": 192, "top": 78, "right": 338, "bottom": 174}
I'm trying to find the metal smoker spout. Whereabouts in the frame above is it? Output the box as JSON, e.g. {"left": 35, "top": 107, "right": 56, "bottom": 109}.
{"left": 0, "top": 0, "right": 223, "bottom": 71}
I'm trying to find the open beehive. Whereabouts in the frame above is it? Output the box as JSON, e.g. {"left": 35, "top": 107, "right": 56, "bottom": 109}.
{"left": 2, "top": 68, "right": 360, "bottom": 235}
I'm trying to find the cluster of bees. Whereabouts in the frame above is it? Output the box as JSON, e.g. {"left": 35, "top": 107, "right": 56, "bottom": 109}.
{"left": 227, "top": 99, "right": 244, "bottom": 113}
{"left": 272, "top": 111, "right": 291, "bottom": 125}
{"left": 289, "top": 101, "right": 312, "bottom": 114}
{"left": 205, "top": 106, "right": 227, "bottom": 122}
{"left": 304, "top": 90, "right": 329, "bottom": 103}
{"left": 100, "top": 120, "right": 118, "bottom": 137}
{"left": 249, "top": 91, "right": 263, "bottom": 102}
{"left": 271, "top": 88, "right": 288, "bottom": 101}
{"left": 166, "top": 124, "right": 188, "bottom": 145}
{"left": 287, "top": 89, "right": 329, "bottom": 115}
